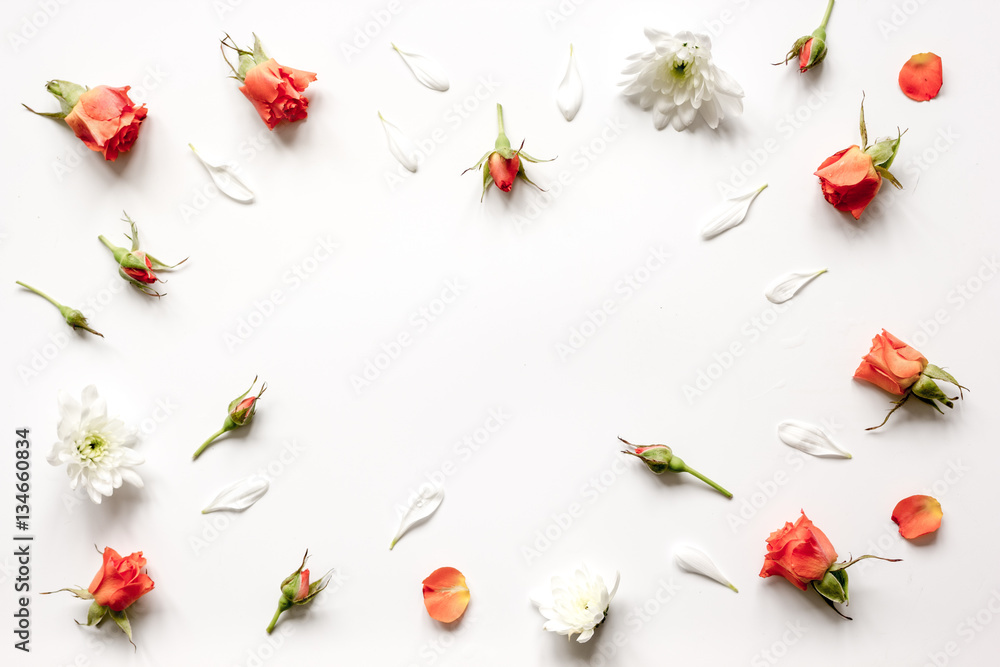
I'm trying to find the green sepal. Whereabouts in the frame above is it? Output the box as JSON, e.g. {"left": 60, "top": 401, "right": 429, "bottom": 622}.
{"left": 813, "top": 570, "right": 848, "bottom": 605}
{"left": 60, "top": 306, "right": 104, "bottom": 337}
{"left": 518, "top": 149, "right": 554, "bottom": 164}
{"left": 109, "top": 608, "right": 135, "bottom": 647}
{"left": 922, "top": 364, "right": 966, "bottom": 398}
{"left": 28, "top": 79, "right": 88, "bottom": 118}
{"left": 144, "top": 251, "right": 187, "bottom": 271}
{"left": 911, "top": 374, "right": 955, "bottom": 409}
{"left": 296, "top": 569, "right": 334, "bottom": 605}
{"left": 775, "top": 35, "right": 810, "bottom": 66}
{"left": 859, "top": 96, "right": 868, "bottom": 148}
{"left": 874, "top": 165, "right": 903, "bottom": 190}
{"left": 86, "top": 601, "right": 108, "bottom": 626}
{"left": 516, "top": 162, "right": 545, "bottom": 192}
{"left": 237, "top": 54, "right": 256, "bottom": 81}
{"left": 481, "top": 161, "right": 491, "bottom": 201}
{"left": 252, "top": 33, "right": 269, "bottom": 66}
{"left": 43, "top": 586, "right": 93, "bottom": 600}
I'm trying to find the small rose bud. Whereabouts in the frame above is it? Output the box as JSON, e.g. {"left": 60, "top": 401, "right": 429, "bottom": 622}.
{"left": 463, "top": 103, "right": 553, "bottom": 201}
{"left": 619, "top": 437, "right": 732, "bottom": 498}
{"left": 775, "top": 0, "right": 834, "bottom": 74}
{"left": 267, "top": 550, "right": 334, "bottom": 633}
{"left": 99, "top": 213, "right": 186, "bottom": 297}
{"left": 193, "top": 376, "right": 267, "bottom": 460}
{"left": 16, "top": 281, "right": 103, "bottom": 337}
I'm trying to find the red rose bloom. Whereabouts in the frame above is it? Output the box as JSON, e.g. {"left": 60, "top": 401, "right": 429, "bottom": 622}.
{"left": 121, "top": 253, "right": 156, "bottom": 284}
{"left": 64, "top": 86, "right": 147, "bottom": 161}
{"left": 88, "top": 547, "right": 155, "bottom": 612}
{"left": 239, "top": 59, "right": 317, "bottom": 130}
{"left": 759, "top": 511, "right": 838, "bottom": 591}
{"left": 814, "top": 145, "right": 882, "bottom": 220}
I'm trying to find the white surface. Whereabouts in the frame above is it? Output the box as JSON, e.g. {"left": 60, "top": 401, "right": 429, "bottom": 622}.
{"left": 2, "top": 0, "right": 999, "bottom": 665}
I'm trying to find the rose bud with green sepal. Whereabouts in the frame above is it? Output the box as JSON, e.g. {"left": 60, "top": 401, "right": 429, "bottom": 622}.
{"left": 99, "top": 213, "right": 186, "bottom": 297}
{"left": 619, "top": 437, "right": 732, "bottom": 498}
{"left": 192, "top": 376, "right": 267, "bottom": 460}
{"left": 463, "top": 103, "right": 554, "bottom": 201}
{"left": 776, "top": 0, "right": 835, "bottom": 73}
{"left": 266, "top": 550, "right": 334, "bottom": 634}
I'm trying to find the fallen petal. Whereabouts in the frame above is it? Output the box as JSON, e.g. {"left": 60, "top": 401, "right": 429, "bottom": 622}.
{"left": 892, "top": 495, "right": 942, "bottom": 539}
{"left": 701, "top": 184, "right": 767, "bottom": 239}
{"left": 202, "top": 475, "right": 269, "bottom": 513}
{"left": 899, "top": 53, "right": 943, "bottom": 102}
{"left": 378, "top": 112, "right": 419, "bottom": 173}
{"left": 392, "top": 43, "right": 450, "bottom": 92}
{"left": 675, "top": 545, "right": 738, "bottom": 592}
{"left": 777, "top": 419, "right": 852, "bottom": 458}
{"left": 390, "top": 484, "right": 444, "bottom": 549}
{"left": 556, "top": 44, "right": 583, "bottom": 121}
{"left": 188, "top": 144, "right": 255, "bottom": 203}
{"left": 422, "top": 566, "right": 470, "bottom": 622}
{"left": 765, "top": 269, "right": 827, "bottom": 304}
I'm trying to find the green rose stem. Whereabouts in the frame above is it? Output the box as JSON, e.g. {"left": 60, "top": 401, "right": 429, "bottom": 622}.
{"left": 819, "top": 0, "right": 835, "bottom": 33}
{"left": 192, "top": 425, "right": 233, "bottom": 460}
{"left": 15, "top": 281, "right": 103, "bottom": 337}
{"left": 619, "top": 437, "right": 733, "bottom": 499}
{"left": 266, "top": 598, "right": 291, "bottom": 634}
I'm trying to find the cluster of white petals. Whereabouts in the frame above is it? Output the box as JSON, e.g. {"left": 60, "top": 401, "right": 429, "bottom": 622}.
{"left": 621, "top": 29, "right": 744, "bottom": 131}
{"left": 46, "top": 385, "right": 143, "bottom": 504}
{"left": 533, "top": 565, "right": 620, "bottom": 643}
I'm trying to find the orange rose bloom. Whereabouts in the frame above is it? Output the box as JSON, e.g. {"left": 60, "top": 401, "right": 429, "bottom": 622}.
{"left": 239, "top": 59, "right": 317, "bottom": 130}
{"left": 88, "top": 547, "right": 155, "bottom": 611}
{"left": 854, "top": 329, "right": 928, "bottom": 396}
{"left": 814, "top": 145, "right": 882, "bottom": 219}
{"left": 64, "top": 86, "right": 147, "bottom": 161}
{"left": 759, "top": 511, "right": 838, "bottom": 590}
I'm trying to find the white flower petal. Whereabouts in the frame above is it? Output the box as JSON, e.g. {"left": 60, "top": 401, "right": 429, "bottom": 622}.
{"left": 189, "top": 144, "right": 255, "bottom": 203}
{"left": 675, "top": 545, "right": 738, "bottom": 592}
{"left": 777, "top": 420, "right": 852, "bottom": 459}
{"left": 392, "top": 43, "right": 449, "bottom": 92}
{"left": 202, "top": 475, "right": 270, "bottom": 513}
{"left": 701, "top": 184, "right": 767, "bottom": 239}
{"left": 378, "top": 112, "right": 419, "bottom": 173}
{"left": 765, "top": 269, "right": 827, "bottom": 304}
{"left": 389, "top": 484, "right": 444, "bottom": 549}
{"left": 556, "top": 44, "right": 583, "bottom": 121}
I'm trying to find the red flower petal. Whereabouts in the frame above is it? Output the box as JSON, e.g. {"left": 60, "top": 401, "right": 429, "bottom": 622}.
{"left": 422, "top": 567, "right": 470, "bottom": 623}
{"left": 899, "top": 53, "right": 943, "bottom": 101}
{"left": 892, "top": 495, "right": 943, "bottom": 539}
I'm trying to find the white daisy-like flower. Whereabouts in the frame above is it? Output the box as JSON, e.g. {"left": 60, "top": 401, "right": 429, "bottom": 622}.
{"left": 47, "top": 385, "right": 143, "bottom": 504}
{"left": 621, "top": 29, "right": 744, "bottom": 131}
{"left": 532, "top": 565, "right": 620, "bottom": 643}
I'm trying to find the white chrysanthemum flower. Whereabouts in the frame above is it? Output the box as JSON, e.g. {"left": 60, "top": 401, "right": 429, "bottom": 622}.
{"left": 621, "top": 29, "right": 744, "bottom": 131}
{"left": 47, "top": 385, "right": 143, "bottom": 504}
{"left": 532, "top": 565, "right": 620, "bottom": 643}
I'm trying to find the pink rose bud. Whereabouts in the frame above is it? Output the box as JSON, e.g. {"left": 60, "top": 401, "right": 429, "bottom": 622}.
{"left": 193, "top": 377, "right": 267, "bottom": 460}
{"left": 98, "top": 214, "right": 186, "bottom": 297}
{"left": 775, "top": 0, "right": 833, "bottom": 74}
{"left": 464, "top": 103, "right": 553, "bottom": 201}
{"left": 268, "top": 551, "right": 334, "bottom": 634}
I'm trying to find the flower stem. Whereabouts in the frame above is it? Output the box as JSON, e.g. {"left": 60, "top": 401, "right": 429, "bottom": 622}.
{"left": 98, "top": 235, "right": 119, "bottom": 254}
{"left": 819, "top": 0, "right": 835, "bottom": 30}
{"left": 265, "top": 607, "right": 283, "bottom": 634}
{"left": 192, "top": 427, "right": 228, "bottom": 460}
{"left": 496, "top": 103, "right": 505, "bottom": 135}
{"left": 682, "top": 465, "right": 733, "bottom": 499}
{"left": 15, "top": 281, "right": 63, "bottom": 309}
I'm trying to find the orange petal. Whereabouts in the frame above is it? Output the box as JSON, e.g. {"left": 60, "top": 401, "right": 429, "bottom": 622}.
{"left": 422, "top": 566, "right": 470, "bottom": 623}
{"left": 892, "top": 495, "right": 943, "bottom": 539}
{"left": 899, "top": 53, "right": 943, "bottom": 101}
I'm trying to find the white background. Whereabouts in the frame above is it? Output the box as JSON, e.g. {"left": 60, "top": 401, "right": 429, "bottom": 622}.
{"left": 2, "top": 0, "right": 999, "bottom": 665}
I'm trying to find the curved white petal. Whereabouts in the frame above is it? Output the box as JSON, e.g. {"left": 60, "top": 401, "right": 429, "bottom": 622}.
{"left": 189, "top": 144, "right": 255, "bottom": 203}
{"left": 765, "top": 269, "right": 827, "bottom": 304}
{"left": 777, "top": 420, "right": 852, "bottom": 459}
{"left": 701, "top": 184, "right": 768, "bottom": 239}
{"left": 389, "top": 484, "right": 444, "bottom": 549}
{"left": 675, "top": 545, "right": 738, "bottom": 592}
{"left": 556, "top": 44, "right": 583, "bottom": 121}
{"left": 378, "top": 112, "right": 419, "bottom": 173}
{"left": 392, "top": 43, "right": 449, "bottom": 91}
{"left": 202, "top": 475, "right": 269, "bottom": 513}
